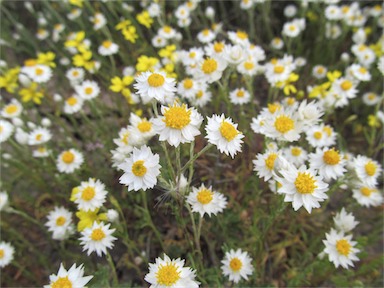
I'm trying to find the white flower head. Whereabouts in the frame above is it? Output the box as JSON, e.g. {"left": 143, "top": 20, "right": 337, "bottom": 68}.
{"left": 333, "top": 208, "right": 359, "bottom": 233}
{"left": 186, "top": 184, "right": 227, "bottom": 217}
{"left": 0, "top": 242, "right": 14, "bottom": 268}
{"left": 221, "top": 249, "right": 254, "bottom": 283}
{"left": 44, "top": 263, "right": 93, "bottom": 288}
{"left": 74, "top": 178, "right": 108, "bottom": 212}
{"left": 1, "top": 99, "right": 23, "bottom": 118}
{"left": 56, "top": 149, "right": 84, "bottom": 174}
{"left": 45, "top": 206, "right": 75, "bottom": 240}
{"left": 80, "top": 221, "right": 116, "bottom": 256}
{"left": 75, "top": 80, "right": 100, "bottom": 101}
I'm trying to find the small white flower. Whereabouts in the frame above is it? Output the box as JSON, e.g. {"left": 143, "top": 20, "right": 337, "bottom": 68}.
{"left": 28, "top": 126, "right": 52, "bottom": 146}
{"left": 0, "top": 242, "right": 14, "bottom": 268}
{"left": 309, "top": 148, "right": 346, "bottom": 181}
{"left": 56, "top": 149, "right": 84, "bottom": 174}
{"left": 75, "top": 80, "right": 100, "bottom": 101}
{"left": 63, "top": 94, "right": 84, "bottom": 114}
{"left": 221, "top": 249, "right": 254, "bottom": 283}
{"left": 1, "top": 99, "right": 23, "bottom": 118}
{"left": 352, "top": 182, "right": 383, "bottom": 207}
{"left": 98, "top": 40, "right": 119, "bottom": 56}
{"left": 44, "top": 263, "right": 93, "bottom": 288}
{"left": 353, "top": 155, "right": 382, "bottom": 187}
{"left": 74, "top": 178, "right": 108, "bottom": 212}
{"left": 333, "top": 208, "right": 359, "bottom": 233}
{"left": 0, "top": 120, "right": 14, "bottom": 143}
{"left": 45, "top": 206, "right": 75, "bottom": 240}
{"left": 186, "top": 184, "right": 227, "bottom": 217}
{"left": 80, "top": 221, "right": 116, "bottom": 256}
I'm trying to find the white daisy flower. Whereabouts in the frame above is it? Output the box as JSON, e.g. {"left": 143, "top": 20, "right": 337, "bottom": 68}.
{"left": 352, "top": 183, "right": 383, "bottom": 207}
{"left": 191, "top": 88, "right": 212, "bottom": 108}
{"left": 284, "top": 4, "right": 297, "bottom": 17}
{"left": 333, "top": 208, "right": 359, "bottom": 233}
{"left": 158, "top": 25, "right": 177, "bottom": 39}
{"left": 312, "top": 65, "right": 328, "bottom": 79}
{"left": 197, "top": 28, "right": 216, "bottom": 43}
{"left": 0, "top": 192, "right": 9, "bottom": 212}
{"left": 180, "top": 47, "right": 204, "bottom": 66}
{"left": 1, "top": 99, "right": 23, "bottom": 118}
{"left": 113, "top": 126, "right": 140, "bottom": 149}
{"left": 331, "top": 77, "right": 358, "bottom": 100}
{"left": 63, "top": 94, "right": 84, "bottom": 114}
{"left": 177, "top": 78, "right": 200, "bottom": 100}
{"left": 118, "top": 145, "right": 161, "bottom": 192}
{"left": 175, "top": 4, "right": 190, "bottom": 19}
{"left": 227, "top": 30, "right": 250, "bottom": 47}
{"left": 90, "top": 12, "right": 106, "bottom": 30}
{"left": 145, "top": 254, "right": 199, "bottom": 288}
{"left": 205, "top": 114, "right": 244, "bottom": 158}
{"left": 186, "top": 184, "right": 227, "bottom": 217}
{"left": 67, "top": 8, "right": 81, "bottom": 20}
{"left": 204, "top": 41, "right": 226, "bottom": 58}
{"left": 353, "top": 155, "right": 382, "bottom": 187}
{"left": 153, "top": 102, "right": 203, "bottom": 147}
{"left": 309, "top": 148, "right": 346, "bottom": 181}
{"left": 134, "top": 71, "right": 176, "bottom": 104}
{"left": 44, "top": 263, "right": 93, "bottom": 288}
{"left": 264, "top": 55, "right": 296, "bottom": 85}
{"left": 349, "top": 64, "right": 371, "bottom": 82}
{"left": 36, "top": 28, "right": 49, "bottom": 40}
{"left": 271, "top": 37, "right": 284, "bottom": 50}
{"left": 297, "top": 100, "right": 324, "bottom": 127}
{"left": 362, "top": 92, "right": 381, "bottom": 106}
{"left": 129, "top": 113, "right": 156, "bottom": 143}
{"left": 237, "top": 56, "right": 262, "bottom": 76}
{"left": 222, "top": 44, "right": 246, "bottom": 65}
{"left": 221, "top": 249, "right": 254, "bottom": 283}
{"left": 325, "top": 5, "right": 342, "bottom": 20}
{"left": 23, "top": 64, "right": 52, "bottom": 83}
{"left": 56, "top": 148, "right": 84, "bottom": 174}
{"left": 253, "top": 150, "right": 281, "bottom": 181}
{"left": 65, "top": 67, "right": 85, "bottom": 84}
{"left": 45, "top": 206, "right": 75, "bottom": 240}
{"left": 240, "top": 0, "right": 254, "bottom": 10}
{"left": 151, "top": 35, "right": 167, "bottom": 48}
{"left": 74, "top": 178, "right": 108, "bottom": 212}
{"left": 196, "top": 57, "right": 227, "bottom": 83}
{"left": 0, "top": 242, "right": 15, "bottom": 268}
{"left": 306, "top": 124, "right": 337, "bottom": 148}
{"left": 33, "top": 146, "right": 50, "bottom": 158}
{"left": 98, "top": 40, "right": 119, "bottom": 56}
{"left": 282, "top": 146, "right": 308, "bottom": 167}
{"left": 229, "top": 88, "right": 251, "bottom": 105}
{"left": 323, "top": 229, "right": 360, "bottom": 269}
{"left": 0, "top": 120, "right": 14, "bottom": 143}
{"left": 28, "top": 126, "right": 52, "bottom": 146}
{"left": 75, "top": 80, "right": 100, "bottom": 101}
{"left": 80, "top": 221, "right": 116, "bottom": 256}
{"left": 274, "top": 163, "right": 329, "bottom": 213}
{"left": 282, "top": 21, "right": 301, "bottom": 38}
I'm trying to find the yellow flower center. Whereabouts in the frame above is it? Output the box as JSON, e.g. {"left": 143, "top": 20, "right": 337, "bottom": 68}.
{"left": 81, "top": 186, "right": 96, "bottom": 201}
{"left": 163, "top": 25, "right": 172, "bottom": 33}
{"left": 229, "top": 257, "right": 243, "bottom": 272}
{"left": 56, "top": 216, "right": 66, "bottom": 226}
{"left": 61, "top": 151, "right": 75, "bottom": 164}
{"left": 52, "top": 276, "right": 72, "bottom": 288}
{"left": 236, "top": 31, "right": 248, "bottom": 40}
{"left": 268, "top": 103, "right": 280, "bottom": 113}
{"left": 364, "top": 161, "right": 377, "bottom": 176}
{"left": 202, "top": 29, "right": 210, "bottom": 36}
{"left": 0, "top": 249, "right": 4, "bottom": 259}
{"left": 5, "top": 104, "right": 18, "bottom": 115}
{"left": 213, "top": 42, "right": 224, "bottom": 53}
{"left": 85, "top": 87, "right": 93, "bottom": 95}
{"left": 340, "top": 80, "right": 352, "bottom": 91}
{"left": 361, "top": 187, "right": 374, "bottom": 196}
{"left": 317, "top": 67, "right": 324, "bottom": 74}
{"left": 35, "top": 68, "right": 44, "bottom": 76}
{"left": 131, "top": 160, "right": 147, "bottom": 177}
{"left": 35, "top": 134, "right": 42, "bottom": 141}
{"left": 265, "top": 153, "right": 278, "bottom": 170}
{"left": 196, "top": 90, "right": 203, "bottom": 99}
{"left": 156, "top": 262, "right": 180, "bottom": 286}
{"left": 323, "top": 149, "right": 340, "bottom": 165}
{"left": 367, "top": 93, "right": 375, "bottom": 100}
{"left": 295, "top": 172, "right": 317, "bottom": 194}
{"left": 202, "top": 58, "right": 218, "bottom": 74}
{"left": 67, "top": 97, "right": 78, "bottom": 106}
{"left": 91, "top": 228, "right": 106, "bottom": 241}
{"left": 274, "top": 65, "right": 285, "bottom": 74}
{"left": 147, "top": 73, "right": 165, "bottom": 87}
{"left": 196, "top": 188, "right": 213, "bottom": 204}
{"left": 183, "top": 79, "right": 193, "bottom": 89}
{"left": 323, "top": 126, "right": 332, "bottom": 136}
{"left": 291, "top": 147, "right": 302, "bottom": 156}
{"left": 314, "top": 131, "right": 323, "bottom": 140}
{"left": 163, "top": 105, "right": 191, "bottom": 129}
{"left": 274, "top": 115, "right": 294, "bottom": 134}
{"left": 137, "top": 120, "right": 152, "bottom": 133}
{"left": 336, "top": 239, "right": 351, "bottom": 256}
{"left": 219, "top": 121, "right": 238, "bottom": 141}
{"left": 289, "top": 25, "right": 296, "bottom": 31}
{"left": 358, "top": 67, "right": 367, "bottom": 74}
{"left": 189, "top": 52, "right": 196, "bottom": 58}
{"left": 236, "top": 90, "right": 245, "bottom": 97}
{"left": 286, "top": 97, "right": 295, "bottom": 105}
{"left": 244, "top": 61, "right": 254, "bottom": 70}
{"left": 72, "top": 70, "right": 79, "bottom": 77}
{"left": 102, "top": 40, "right": 112, "bottom": 48}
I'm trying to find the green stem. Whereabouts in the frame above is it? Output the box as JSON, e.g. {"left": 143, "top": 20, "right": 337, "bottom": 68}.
{"left": 181, "top": 144, "right": 213, "bottom": 174}
{"left": 106, "top": 251, "right": 119, "bottom": 286}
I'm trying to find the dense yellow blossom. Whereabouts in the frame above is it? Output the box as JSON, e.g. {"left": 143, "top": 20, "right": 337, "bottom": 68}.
{"left": 0, "top": 67, "right": 20, "bottom": 93}
{"left": 19, "top": 82, "right": 44, "bottom": 104}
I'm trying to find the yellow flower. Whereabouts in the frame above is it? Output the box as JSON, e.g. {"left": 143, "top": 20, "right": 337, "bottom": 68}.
{"left": 370, "top": 42, "right": 383, "bottom": 57}
{"left": 137, "top": 10, "right": 153, "bottom": 28}
{"left": 0, "top": 67, "right": 20, "bottom": 93}
{"left": 70, "top": 186, "right": 80, "bottom": 202}
{"left": 37, "top": 52, "right": 56, "bottom": 68}
{"left": 136, "top": 55, "right": 159, "bottom": 72}
{"left": 368, "top": 115, "right": 380, "bottom": 128}
{"left": 73, "top": 50, "right": 93, "bottom": 69}
{"left": 161, "top": 63, "right": 177, "bottom": 79}
{"left": 326, "top": 70, "right": 342, "bottom": 82}
{"left": 115, "top": 19, "right": 132, "bottom": 31}
{"left": 76, "top": 209, "right": 108, "bottom": 232}
{"left": 19, "top": 82, "right": 44, "bottom": 104}
{"left": 159, "top": 45, "right": 177, "bottom": 59}
{"left": 69, "top": 0, "right": 83, "bottom": 7}
{"left": 122, "top": 26, "right": 138, "bottom": 43}
{"left": 276, "top": 73, "right": 299, "bottom": 96}
{"left": 65, "top": 31, "right": 87, "bottom": 52}
{"left": 308, "top": 82, "right": 331, "bottom": 98}
{"left": 109, "top": 76, "right": 134, "bottom": 98}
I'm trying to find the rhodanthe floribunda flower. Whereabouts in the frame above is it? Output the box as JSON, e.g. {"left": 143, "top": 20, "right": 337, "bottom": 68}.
{"left": 44, "top": 263, "right": 93, "bottom": 288}
{"left": 271, "top": 37, "right": 284, "bottom": 50}
{"left": 322, "top": 229, "right": 360, "bottom": 269}
{"left": 253, "top": 150, "right": 281, "bottom": 181}
{"left": 282, "top": 145, "right": 308, "bottom": 167}
{"left": 1, "top": 99, "right": 23, "bottom": 118}
{"left": 119, "top": 145, "right": 161, "bottom": 191}
{"left": 330, "top": 77, "right": 357, "bottom": 101}
{"left": 274, "top": 161, "right": 329, "bottom": 213}
{"left": 349, "top": 64, "right": 371, "bottom": 82}
{"left": 66, "top": 67, "right": 85, "bottom": 84}
{"left": 0, "top": 120, "right": 14, "bottom": 143}
{"left": 333, "top": 208, "right": 359, "bottom": 233}
{"left": 227, "top": 30, "right": 250, "bottom": 47}
{"left": 45, "top": 206, "right": 75, "bottom": 240}
{"left": 186, "top": 184, "right": 228, "bottom": 217}
{"left": 197, "top": 28, "right": 216, "bottom": 43}
{"left": 191, "top": 88, "right": 212, "bottom": 107}
{"left": 309, "top": 148, "right": 346, "bottom": 181}
{"left": 75, "top": 80, "right": 100, "bottom": 101}
{"left": 205, "top": 114, "right": 244, "bottom": 158}
{"left": 177, "top": 78, "right": 200, "bottom": 100}
{"left": 352, "top": 182, "right": 383, "bottom": 207}
{"left": 353, "top": 155, "right": 382, "bottom": 187}
{"left": 297, "top": 100, "right": 324, "bottom": 127}
{"left": 80, "top": 221, "right": 116, "bottom": 256}
{"left": 306, "top": 124, "right": 337, "bottom": 148}
{"left": 229, "top": 88, "right": 251, "bottom": 105}
{"left": 144, "top": 254, "right": 199, "bottom": 288}
{"left": 221, "top": 249, "right": 254, "bottom": 283}
{"left": 28, "top": 126, "right": 52, "bottom": 146}
{"left": 33, "top": 146, "right": 50, "bottom": 158}
{"left": 90, "top": 12, "right": 107, "bottom": 30}
{"left": 56, "top": 148, "right": 84, "bottom": 174}
{"left": 0, "top": 241, "right": 15, "bottom": 268}
{"left": 134, "top": 71, "right": 177, "bottom": 104}
{"left": 153, "top": 102, "right": 203, "bottom": 147}
{"left": 362, "top": 92, "right": 381, "bottom": 106}
{"left": 196, "top": 57, "right": 227, "bottom": 83}
{"left": 312, "top": 65, "right": 328, "bottom": 79}
{"left": 0, "top": 192, "right": 9, "bottom": 211}
{"left": 98, "top": 40, "right": 119, "bottom": 56}
{"left": 129, "top": 113, "right": 156, "bottom": 144}
{"left": 23, "top": 64, "right": 52, "bottom": 83}
{"left": 73, "top": 178, "right": 108, "bottom": 212}
{"left": 63, "top": 94, "right": 84, "bottom": 114}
